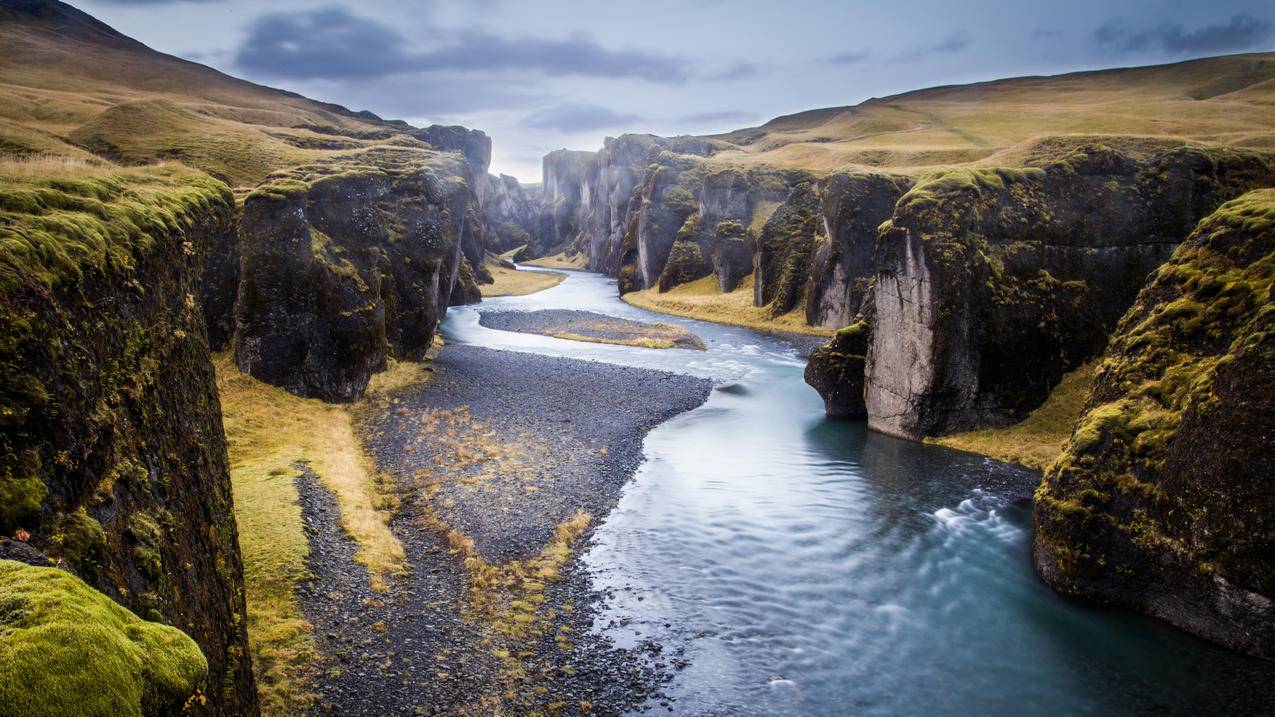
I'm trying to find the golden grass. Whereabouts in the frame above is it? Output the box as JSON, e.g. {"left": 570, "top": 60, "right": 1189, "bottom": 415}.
{"left": 215, "top": 354, "right": 420, "bottom": 714}
{"left": 523, "top": 250, "right": 588, "bottom": 269}
{"left": 0, "top": 153, "right": 115, "bottom": 179}
{"left": 482, "top": 259, "right": 566, "bottom": 297}
{"left": 929, "top": 361, "right": 1098, "bottom": 470}
{"left": 707, "top": 52, "right": 1275, "bottom": 176}
{"left": 623, "top": 274, "right": 835, "bottom": 336}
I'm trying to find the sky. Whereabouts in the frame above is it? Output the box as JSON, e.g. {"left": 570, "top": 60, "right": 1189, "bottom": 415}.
{"left": 72, "top": 0, "right": 1275, "bottom": 182}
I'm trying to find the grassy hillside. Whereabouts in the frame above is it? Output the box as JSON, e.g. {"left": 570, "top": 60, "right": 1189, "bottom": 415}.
{"left": 0, "top": 0, "right": 427, "bottom": 186}
{"left": 707, "top": 53, "right": 1275, "bottom": 174}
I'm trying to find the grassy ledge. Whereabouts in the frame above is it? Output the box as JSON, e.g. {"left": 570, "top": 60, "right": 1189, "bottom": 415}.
{"left": 482, "top": 258, "right": 566, "bottom": 297}
{"left": 929, "top": 361, "right": 1098, "bottom": 470}
{"left": 216, "top": 354, "right": 424, "bottom": 714}
{"left": 522, "top": 250, "right": 588, "bottom": 270}
{"left": 622, "top": 274, "right": 835, "bottom": 337}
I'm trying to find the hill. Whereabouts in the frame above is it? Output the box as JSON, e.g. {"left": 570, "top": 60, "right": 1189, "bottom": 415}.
{"left": 706, "top": 52, "right": 1275, "bottom": 174}
{"left": 0, "top": 0, "right": 427, "bottom": 186}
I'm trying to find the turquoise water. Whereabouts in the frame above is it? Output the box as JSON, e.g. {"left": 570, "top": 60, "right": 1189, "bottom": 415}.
{"left": 443, "top": 269, "right": 1275, "bottom": 716}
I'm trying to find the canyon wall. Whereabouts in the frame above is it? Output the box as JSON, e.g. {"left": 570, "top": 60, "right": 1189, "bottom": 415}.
{"left": 863, "top": 146, "right": 1275, "bottom": 440}
{"left": 0, "top": 166, "right": 258, "bottom": 716}
{"left": 235, "top": 147, "right": 478, "bottom": 402}
{"left": 1034, "top": 189, "right": 1275, "bottom": 657}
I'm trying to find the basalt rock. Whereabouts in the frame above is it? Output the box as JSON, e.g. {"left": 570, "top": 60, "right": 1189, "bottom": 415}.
{"left": 1034, "top": 189, "right": 1275, "bottom": 658}
{"left": 236, "top": 147, "right": 478, "bottom": 402}
{"left": 535, "top": 148, "right": 595, "bottom": 257}
{"left": 863, "top": 145, "right": 1275, "bottom": 440}
{"left": 711, "top": 220, "right": 754, "bottom": 293}
{"left": 805, "top": 173, "right": 912, "bottom": 329}
{"left": 804, "top": 320, "right": 871, "bottom": 419}
{"left": 0, "top": 166, "right": 258, "bottom": 716}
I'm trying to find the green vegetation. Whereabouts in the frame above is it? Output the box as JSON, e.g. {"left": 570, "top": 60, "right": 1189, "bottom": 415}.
{"left": 931, "top": 362, "right": 1098, "bottom": 470}
{"left": 624, "top": 274, "right": 834, "bottom": 336}
{"left": 1036, "top": 189, "right": 1275, "bottom": 576}
{"left": 216, "top": 353, "right": 416, "bottom": 715}
{"left": 482, "top": 259, "right": 566, "bottom": 297}
{"left": 523, "top": 250, "right": 588, "bottom": 270}
{"left": 0, "top": 559, "right": 207, "bottom": 717}
{"left": 0, "top": 161, "right": 233, "bottom": 294}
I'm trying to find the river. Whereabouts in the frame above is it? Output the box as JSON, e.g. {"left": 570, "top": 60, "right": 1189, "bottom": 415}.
{"left": 442, "top": 268, "right": 1275, "bottom": 716}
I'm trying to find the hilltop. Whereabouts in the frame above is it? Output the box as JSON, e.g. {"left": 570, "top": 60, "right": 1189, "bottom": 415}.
{"left": 701, "top": 52, "right": 1275, "bottom": 174}
{"left": 0, "top": 0, "right": 428, "bottom": 186}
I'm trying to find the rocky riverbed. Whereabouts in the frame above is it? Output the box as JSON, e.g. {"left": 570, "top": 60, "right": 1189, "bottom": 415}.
{"left": 298, "top": 344, "right": 710, "bottom": 715}
{"left": 479, "top": 309, "right": 706, "bottom": 350}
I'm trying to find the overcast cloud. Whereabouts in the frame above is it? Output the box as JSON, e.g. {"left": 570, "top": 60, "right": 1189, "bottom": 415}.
{"left": 72, "top": 0, "right": 1275, "bottom": 181}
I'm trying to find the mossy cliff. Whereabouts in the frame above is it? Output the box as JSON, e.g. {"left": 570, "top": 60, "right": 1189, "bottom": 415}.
{"left": 0, "top": 559, "right": 208, "bottom": 716}
{"left": 0, "top": 165, "right": 258, "bottom": 715}
{"left": 804, "top": 320, "right": 871, "bottom": 418}
{"left": 1033, "top": 190, "right": 1275, "bottom": 657}
{"left": 235, "top": 147, "right": 480, "bottom": 402}
{"left": 863, "top": 146, "right": 1275, "bottom": 440}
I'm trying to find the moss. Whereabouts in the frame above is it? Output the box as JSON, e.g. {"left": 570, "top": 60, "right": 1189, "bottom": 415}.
{"left": 1035, "top": 189, "right": 1275, "bottom": 612}
{"left": 0, "top": 559, "right": 207, "bottom": 717}
{"left": 51, "top": 507, "right": 108, "bottom": 583}
{"left": 0, "top": 164, "right": 233, "bottom": 295}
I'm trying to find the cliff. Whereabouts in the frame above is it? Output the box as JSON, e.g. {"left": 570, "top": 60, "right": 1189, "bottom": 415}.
{"left": 0, "top": 164, "right": 258, "bottom": 715}
{"left": 1033, "top": 189, "right": 1275, "bottom": 657}
{"left": 235, "top": 147, "right": 479, "bottom": 402}
{"left": 863, "top": 146, "right": 1275, "bottom": 440}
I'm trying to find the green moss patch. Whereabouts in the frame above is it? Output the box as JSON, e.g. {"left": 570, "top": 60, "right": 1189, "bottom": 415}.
{"left": 0, "top": 559, "right": 207, "bottom": 717}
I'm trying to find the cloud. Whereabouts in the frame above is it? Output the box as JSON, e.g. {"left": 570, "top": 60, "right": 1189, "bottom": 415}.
{"left": 520, "top": 104, "right": 644, "bottom": 132}
{"left": 92, "top": 0, "right": 223, "bottom": 3}
{"left": 1032, "top": 28, "right": 1062, "bottom": 39}
{"left": 894, "top": 31, "right": 971, "bottom": 61}
{"left": 1095, "top": 13, "right": 1271, "bottom": 55}
{"left": 823, "top": 50, "right": 871, "bottom": 65}
{"left": 707, "top": 62, "right": 763, "bottom": 81}
{"left": 235, "top": 7, "right": 687, "bottom": 83}
{"left": 677, "top": 110, "right": 756, "bottom": 124}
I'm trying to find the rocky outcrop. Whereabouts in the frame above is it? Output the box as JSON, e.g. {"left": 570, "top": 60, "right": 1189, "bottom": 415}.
{"left": 414, "top": 124, "right": 491, "bottom": 180}
{"left": 863, "top": 146, "right": 1275, "bottom": 440}
{"left": 1034, "top": 189, "right": 1275, "bottom": 658}
{"left": 199, "top": 210, "right": 239, "bottom": 350}
{"left": 235, "top": 147, "right": 478, "bottom": 402}
{"left": 0, "top": 166, "right": 258, "bottom": 716}
{"left": 535, "top": 149, "right": 595, "bottom": 257}
{"left": 804, "top": 320, "right": 871, "bottom": 418}
{"left": 805, "top": 173, "right": 912, "bottom": 328}
{"left": 481, "top": 174, "right": 538, "bottom": 253}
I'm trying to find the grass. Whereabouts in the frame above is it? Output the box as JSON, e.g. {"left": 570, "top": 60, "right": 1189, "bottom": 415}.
{"left": 623, "top": 274, "right": 835, "bottom": 337}
{"left": 0, "top": 559, "right": 207, "bottom": 717}
{"left": 215, "top": 353, "right": 422, "bottom": 715}
{"left": 482, "top": 258, "right": 566, "bottom": 297}
{"left": 930, "top": 361, "right": 1098, "bottom": 470}
{"left": 523, "top": 250, "right": 588, "bottom": 270}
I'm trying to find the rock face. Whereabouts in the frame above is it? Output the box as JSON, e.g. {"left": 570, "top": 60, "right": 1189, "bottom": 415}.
{"left": 481, "top": 174, "right": 538, "bottom": 253}
{"left": 0, "top": 166, "right": 258, "bottom": 716}
{"left": 535, "top": 149, "right": 595, "bottom": 257}
{"left": 414, "top": 124, "right": 492, "bottom": 179}
{"left": 235, "top": 147, "right": 478, "bottom": 402}
{"left": 1034, "top": 189, "right": 1275, "bottom": 658}
{"left": 199, "top": 213, "right": 239, "bottom": 350}
{"left": 804, "top": 320, "right": 871, "bottom": 418}
{"left": 805, "top": 173, "right": 912, "bottom": 328}
{"left": 863, "top": 147, "right": 1275, "bottom": 440}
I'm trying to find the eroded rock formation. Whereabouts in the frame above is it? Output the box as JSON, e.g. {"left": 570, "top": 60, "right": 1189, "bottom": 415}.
{"left": 0, "top": 166, "right": 258, "bottom": 716}
{"left": 863, "top": 146, "right": 1275, "bottom": 440}
{"left": 1033, "top": 189, "right": 1275, "bottom": 657}
{"left": 235, "top": 147, "right": 479, "bottom": 402}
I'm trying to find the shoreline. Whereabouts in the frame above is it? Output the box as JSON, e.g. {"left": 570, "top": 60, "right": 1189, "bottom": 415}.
{"left": 298, "top": 344, "right": 711, "bottom": 714}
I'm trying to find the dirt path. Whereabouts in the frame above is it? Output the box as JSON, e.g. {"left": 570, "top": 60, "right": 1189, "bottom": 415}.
{"left": 298, "top": 345, "right": 710, "bottom": 715}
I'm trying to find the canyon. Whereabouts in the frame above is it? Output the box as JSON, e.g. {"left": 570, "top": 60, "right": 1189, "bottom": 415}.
{"left": 1, "top": 0, "right": 1273, "bottom": 715}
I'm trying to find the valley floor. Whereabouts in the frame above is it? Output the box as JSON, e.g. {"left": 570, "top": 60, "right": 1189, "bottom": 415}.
{"left": 292, "top": 345, "right": 710, "bottom": 714}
